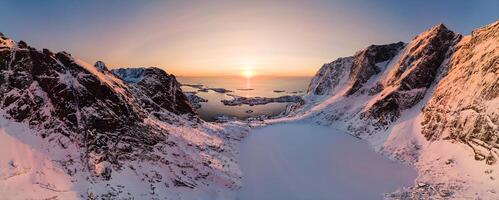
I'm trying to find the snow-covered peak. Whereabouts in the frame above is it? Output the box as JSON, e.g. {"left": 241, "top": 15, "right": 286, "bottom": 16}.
{"left": 382, "top": 23, "right": 458, "bottom": 88}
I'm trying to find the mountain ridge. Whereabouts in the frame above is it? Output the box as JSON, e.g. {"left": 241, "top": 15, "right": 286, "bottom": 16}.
{"left": 0, "top": 34, "right": 247, "bottom": 199}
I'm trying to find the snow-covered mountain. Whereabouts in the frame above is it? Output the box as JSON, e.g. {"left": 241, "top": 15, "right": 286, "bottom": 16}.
{"left": 0, "top": 33, "right": 247, "bottom": 199}
{"left": 283, "top": 21, "right": 498, "bottom": 198}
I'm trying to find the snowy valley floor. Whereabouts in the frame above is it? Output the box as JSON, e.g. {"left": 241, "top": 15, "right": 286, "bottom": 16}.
{"left": 236, "top": 121, "right": 417, "bottom": 200}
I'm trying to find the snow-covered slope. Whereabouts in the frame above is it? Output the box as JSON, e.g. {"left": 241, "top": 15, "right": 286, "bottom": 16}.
{"left": 0, "top": 33, "right": 247, "bottom": 199}
{"left": 284, "top": 21, "right": 499, "bottom": 199}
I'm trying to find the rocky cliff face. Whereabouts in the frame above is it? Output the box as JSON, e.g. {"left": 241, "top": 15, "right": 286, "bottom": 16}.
{"left": 0, "top": 33, "right": 246, "bottom": 199}
{"left": 421, "top": 21, "right": 499, "bottom": 164}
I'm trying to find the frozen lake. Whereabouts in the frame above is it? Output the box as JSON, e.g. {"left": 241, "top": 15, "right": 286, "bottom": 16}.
{"left": 237, "top": 122, "right": 417, "bottom": 200}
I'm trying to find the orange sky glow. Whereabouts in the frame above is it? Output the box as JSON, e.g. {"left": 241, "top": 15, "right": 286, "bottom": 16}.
{"left": 2, "top": 1, "right": 496, "bottom": 77}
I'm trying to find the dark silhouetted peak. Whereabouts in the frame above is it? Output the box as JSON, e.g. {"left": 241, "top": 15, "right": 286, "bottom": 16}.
{"left": 94, "top": 60, "right": 109, "bottom": 72}
{"left": 432, "top": 23, "right": 447, "bottom": 31}
{"left": 42, "top": 48, "right": 54, "bottom": 56}
{"left": 18, "top": 40, "right": 28, "bottom": 49}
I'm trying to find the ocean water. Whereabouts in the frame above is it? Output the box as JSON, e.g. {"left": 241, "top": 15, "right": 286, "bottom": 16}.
{"left": 177, "top": 76, "right": 311, "bottom": 121}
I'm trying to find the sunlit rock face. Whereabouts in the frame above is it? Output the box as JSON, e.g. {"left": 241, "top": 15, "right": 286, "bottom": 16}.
{"left": 0, "top": 35, "right": 244, "bottom": 199}
{"left": 421, "top": 21, "right": 499, "bottom": 164}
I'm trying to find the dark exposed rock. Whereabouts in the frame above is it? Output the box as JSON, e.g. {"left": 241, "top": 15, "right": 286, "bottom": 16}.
{"left": 94, "top": 60, "right": 109, "bottom": 72}
{"left": 112, "top": 67, "right": 195, "bottom": 115}
{"left": 345, "top": 42, "right": 405, "bottom": 95}
{"left": 18, "top": 40, "right": 28, "bottom": 49}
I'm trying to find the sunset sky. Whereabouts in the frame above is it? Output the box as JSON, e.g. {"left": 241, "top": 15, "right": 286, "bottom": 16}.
{"left": 1, "top": 0, "right": 496, "bottom": 77}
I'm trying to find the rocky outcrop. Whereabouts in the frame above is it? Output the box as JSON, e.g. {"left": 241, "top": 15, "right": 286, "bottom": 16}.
{"left": 421, "top": 21, "right": 499, "bottom": 164}
{"left": 112, "top": 67, "right": 195, "bottom": 116}
{"left": 94, "top": 60, "right": 108, "bottom": 72}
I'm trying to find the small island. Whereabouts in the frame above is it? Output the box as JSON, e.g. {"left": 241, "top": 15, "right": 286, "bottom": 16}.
{"left": 184, "top": 92, "right": 208, "bottom": 109}
{"left": 221, "top": 94, "right": 303, "bottom": 106}
{"left": 208, "top": 88, "right": 233, "bottom": 93}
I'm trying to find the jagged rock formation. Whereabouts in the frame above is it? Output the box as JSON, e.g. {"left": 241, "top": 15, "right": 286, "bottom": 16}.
{"left": 0, "top": 33, "right": 246, "bottom": 199}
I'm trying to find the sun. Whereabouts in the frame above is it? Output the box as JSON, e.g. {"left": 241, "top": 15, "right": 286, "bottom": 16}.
{"left": 242, "top": 68, "right": 254, "bottom": 78}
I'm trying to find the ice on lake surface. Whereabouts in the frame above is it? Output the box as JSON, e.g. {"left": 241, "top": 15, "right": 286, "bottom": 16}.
{"left": 237, "top": 122, "right": 417, "bottom": 200}
{"left": 178, "top": 76, "right": 310, "bottom": 121}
